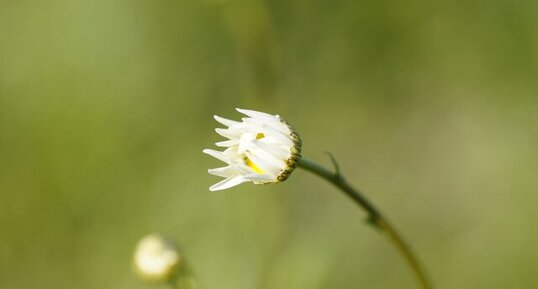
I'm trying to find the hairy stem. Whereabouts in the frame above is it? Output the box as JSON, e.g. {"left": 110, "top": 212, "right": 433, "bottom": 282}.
{"left": 297, "top": 157, "right": 433, "bottom": 289}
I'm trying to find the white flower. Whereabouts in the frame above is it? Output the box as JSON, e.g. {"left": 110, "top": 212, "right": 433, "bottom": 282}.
{"left": 203, "top": 108, "right": 302, "bottom": 191}
{"left": 133, "top": 234, "right": 181, "bottom": 282}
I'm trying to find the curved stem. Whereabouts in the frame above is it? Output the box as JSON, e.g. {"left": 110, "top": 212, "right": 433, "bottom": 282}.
{"left": 297, "top": 157, "right": 433, "bottom": 289}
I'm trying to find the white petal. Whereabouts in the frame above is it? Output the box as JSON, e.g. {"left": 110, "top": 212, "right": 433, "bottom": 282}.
{"left": 236, "top": 108, "right": 277, "bottom": 120}
{"left": 243, "top": 117, "right": 291, "bottom": 135}
{"left": 203, "top": 149, "right": 232, "bottom": 164}
{"left": 243, "top": 174, "right": 276, "bottom": 183}
{"left": 248, "top": 146, "right": 286, "bottom": 169}
{"left": 214, "top": 115, "right": 240, "bottom": 127}
{"left": 227, "top": 161, "right": 254, "bottom": 175}
{"left": 254, "top": 140, "right": 290, "bottom": 160}
{"left": 209, "top": 176, "right": 248, "bottom": 191}
{"left": 208, "top": 166, "right": 237, "bottom": 178}
{"left": 215, "top": 139, "right": 239, "bottom": 147}
{"left": 237, "top": 131, "right": 258, "bottom": 153}
{"left": 259, "top": 125, "right": 293, "bottom": 147}
{"left": 239, "top": 122, "right": 289, "bottom": 146}
{"left": 244, "top": 151, "right": 281, "bottom": 177}
{"left": 215, "top": 127, "right": 246, "bottom": 140}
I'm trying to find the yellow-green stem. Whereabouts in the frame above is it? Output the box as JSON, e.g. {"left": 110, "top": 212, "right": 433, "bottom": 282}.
{"left": 297, "top": 157, "right": 433, "bottom": 289}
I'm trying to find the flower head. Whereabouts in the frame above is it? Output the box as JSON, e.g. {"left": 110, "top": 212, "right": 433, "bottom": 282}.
{"left": 203, "top": 108, "right": 302, "bottom": 191}
{"left": 133, "top": 234, "right": 181, "bottom": 283}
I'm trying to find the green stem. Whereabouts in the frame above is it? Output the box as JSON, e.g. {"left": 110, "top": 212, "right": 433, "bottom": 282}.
{"left": 297, "top": 157, "right": 433, "bottom": 289}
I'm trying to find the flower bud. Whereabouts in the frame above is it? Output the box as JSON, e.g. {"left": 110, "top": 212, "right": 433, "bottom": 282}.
{"left": 203, "top": 108, "right": 302, "bottom": 191}
{"left": 133, "top": 234, "right": 181, "bottom": 283}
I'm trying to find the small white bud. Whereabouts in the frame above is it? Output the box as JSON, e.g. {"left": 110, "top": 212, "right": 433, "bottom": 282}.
{"left": 133, "top": 234, "right": 181, "bottom": 283}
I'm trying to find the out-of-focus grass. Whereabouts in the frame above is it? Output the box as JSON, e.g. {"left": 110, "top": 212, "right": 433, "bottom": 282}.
{"left": 1, "top": 0, "right": 537, "bottom": 288}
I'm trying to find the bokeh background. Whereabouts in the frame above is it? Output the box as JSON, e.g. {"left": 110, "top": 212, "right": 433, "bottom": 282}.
{"left": 1, "top": 0, "right": 537, "bottom": 288}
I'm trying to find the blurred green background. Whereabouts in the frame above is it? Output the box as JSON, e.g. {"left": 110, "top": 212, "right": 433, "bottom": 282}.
{"left": 1, "top": 0, "right": 537, "bottom": 288}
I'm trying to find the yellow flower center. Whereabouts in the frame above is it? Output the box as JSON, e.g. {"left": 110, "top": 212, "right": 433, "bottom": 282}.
{"left": 256, "top": 133, "right": 265, "bottom": 139}
{"left": 244, "top": 157, "right": 264, "bottom": 174}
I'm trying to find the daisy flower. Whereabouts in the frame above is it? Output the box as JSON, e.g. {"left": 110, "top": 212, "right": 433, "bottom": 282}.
{"left": 203, "top": 108, "right": 302, "bottom": 191}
